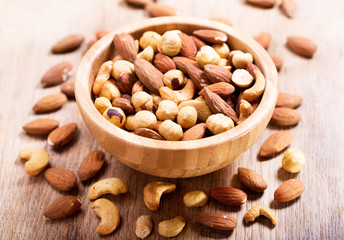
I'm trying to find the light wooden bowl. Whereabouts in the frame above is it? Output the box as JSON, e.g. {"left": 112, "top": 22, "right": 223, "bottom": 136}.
{"left": 75, "top": 16, "right": 278, "bottom": 178}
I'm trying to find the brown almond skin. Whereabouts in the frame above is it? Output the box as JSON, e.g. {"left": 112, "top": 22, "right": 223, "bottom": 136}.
{"left": 134, "top": 59, "right": 164, "bottom": 94}
{"left": 23, "top": 118, "right": 59, "bottom": 135}
{"left": 274, "top": 179, "right": 305, "bottom": 202}
{"left": 286, "top": 36, "right": 317, "bottom": 58}
{"left": 182, "top": 123, "right": 207, "bottom": 141}
{"left": 246, "top": 0, "right": 276, "bottom": 8}
{"left": 132, "top": 81, "right": 149, "bottom": 95}
{"left": 238, "top": 167, "right": 267, "bottom": 192}
{"left": 41, "top": 62, "right": 72, "bottom": 87}
{"left": 259, "top": 130, "right": 293, "bottom": 157}
{"left": 44, "top": 168, "right": 78, "bottom": 191}
{"left": 117, "top": 72, "right": 137, "bottom": 94}
{"left": 276, "top": 93, "right": 303, "bottom": 108}
{"left": 178, "top": 32, "right": 197, "bottom": 59}
{"left": 60, "top": 81, "right": 75, "bottom": 98}
{"left": 112, "top": 98, "right": 134, "bottom": 115}
{"left": 211, "top": 187, "right": 247, "bottom": 206}
{"left": 204, "top": 64, "right": 232, "bottom": 83}
{"left": 270, "top": 107, "right": 301, "bottom": 126}
{"left": 172, "top": 56, "right": 198, "bottom": 74}
{"left": 33, "top": 93, "right": 68, "bottom": 113}
{"left": 47, "top": 123, "right": 78, "bottom": 148}
{"left": 113, "top": 33, "right": 137, "bottom": 62}
{"left": 134, "top": 128, "right": 164, "bottom": 140}
{"left": 43, "top": 196, "right": 81, "bottom": 220}
{"left": 280, "top": 0, "right": 297, "bottom": 18}
{"left": 190, "top": 36, "right": 206, "bottom": 50}
{"left": 199, "top": 82, "right": 235, "bottom": 99}
{"left": 51, "top": 34, "right": 84, "bottom": 54}
{"left": 254, "top": 32, "right": 271, "bottom": 50}
{"left": 145, "top": 3, "right": 176, "bottom": 17}
{"left": 153, "top": 53, "right": 176, "bottom": 74}
{"left": 185, "top": 64, "right": 211, "bottom": 90}
{"left": 270, "top": 55, "right": 283, "bottom": 71}
{"left": 193, "top": 29, "right": 228, "bottom": 44}
{"left": 196, "top": 212, "right": 237, "bottom": 230}
{"left": 78, "top": 150, "right": 105, "bottom": 181}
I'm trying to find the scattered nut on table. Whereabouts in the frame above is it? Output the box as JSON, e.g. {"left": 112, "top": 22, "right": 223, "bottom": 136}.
{"left": 92, "top": 198, "right": 120, "bottom": 235}
{"left": 18, "top": 147, "right": 49, "bottom": 176}
{"left": 143, "top": 182, "right": 176, "bottom": 211}
{"left": 135, "top": 215, "right": 153, "bottom": 239}
{"left": 183, "top": 190, "right": 208, "bottom": 207}
{"left": 88, "top": 177, "right": 128, "bottom": 200}
{"left": 282, "top": 148, "right": 305, "bottom": 173}
{"left": 158, "top": 216, "right": 185, "bottom": 238}
{"left": 244, "top": 205, "right": 277, "bottom": 225}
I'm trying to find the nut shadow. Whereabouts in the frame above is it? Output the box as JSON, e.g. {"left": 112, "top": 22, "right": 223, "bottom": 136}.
{"left": 270, "top": 198, "right": 300, "bottom": 209}
{"left": 277, "top": 167, "right": 299, "bottom": 181}
{"left": 199, "top": 225, "right": 233, "bottom": 239}
{"left": 267, "top": 123, "right": 299, "bottom": 130}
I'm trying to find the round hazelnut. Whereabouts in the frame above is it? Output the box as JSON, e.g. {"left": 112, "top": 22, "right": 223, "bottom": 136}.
{"left": 163, "top": 70, "right": 187, "bottom": 90}
{"left": 94, "top": 97, "right": 112, "bottom": 114}
{"left": 195, "top": 45, "right": 221, "bottom": 68}
{"left": 134, "top": 111, "right": 157, "bottom": 130}
{"left": 98, "top": 80, "right": 121, "bottom": 100}
{"left": 131, "top": 91, "right": 153, "bottom": 112}
{"left": 232, "top": 69, "right": 254, "bottom": 88}
{"left": 103, "top": 107, "right": 126, "bottom": 128}
{"left": 137, "top": 46, "right": 154, "bottom": 62}
{"left": 231, "top": 51, "right": 253, "bottom": 69}
{"left": 158, "top": 30, "right": 182, "bottom": 57}
{"left": 158, "top": 120, "right": 183, "bottom": 141}
{"left": 156, "top": 100, "right": 178, "bottom": 121}
{"left": 125, "top": 115, "right": 136, "bottom": 131}
{"left": 212, "top": 43, "right": 230, "bottom": 58}
{"left": 139, "top": 31, "right": 162, "bottom": 53}
{"left": 206, "top": 113, "right": 234, "bottom": 135}
{"left": 111, "top": 60, "right": 135, "bottom": 79}
{"left": 177, "top": 106, "right": 197, "bottom": 129}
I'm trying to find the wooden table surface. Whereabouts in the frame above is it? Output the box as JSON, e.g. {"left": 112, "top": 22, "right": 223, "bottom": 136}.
{"left": 1, "top": 0, "right": 343, "bottom": 239}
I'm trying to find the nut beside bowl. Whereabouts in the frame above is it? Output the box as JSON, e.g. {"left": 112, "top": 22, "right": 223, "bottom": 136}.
{"left": 75, "top": 16, "right": 278, "bottom": 178}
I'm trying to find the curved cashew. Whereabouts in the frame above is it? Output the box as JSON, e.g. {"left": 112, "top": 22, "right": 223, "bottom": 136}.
{"left": 143, "top": 182, "right": 176, "bottom": 211}
{"left": 243, "top": 63, "right": 266, "bottom": 102}
{"left": 178, "top": 99, "right": 212, "bottom": 122}
{"left": 158, "top": 216, "right": 185, "bottom": 238}
{"left": 159, "top": 79, "right": 195, "bottom": 104}
{"left": 237, "top": 100, "right": 253, "bottom": 125}
{"left": 92, "top": 61, "right": 113, "bottom": 95}
{"left": 88, "top": 178, "right": 128, "bottom": 200}
{"left": 135, "top": 215, "right": 153, "bottom": 239}
{"left": 18, "top": 147, "right": 49, "bottom": 176}
{"left": 92, "top": 198, "right": 120, "bottom": 235}
{"left": 183, "top": 190, "right": 208, "bottom": 208}
{"left": 243, "top": 205, "right": 277, "bottom": 225}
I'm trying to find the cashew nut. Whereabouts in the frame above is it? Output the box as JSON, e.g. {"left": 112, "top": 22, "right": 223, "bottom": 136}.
{"left": 183, "top": 190, "right": 208, "bottom": 207}
{"left": 92, "top": 61, "right": 113, "bottom": 95}
{"left": 135, "top": 215, "right": 153, "bottom": 239}
{"left": 88, "top": 178, "right": 128, "bottom": 200}
{"left": 92, "top": 198, "right": 120, "bottom": 235}
{"left": 158, "top": 216, "right": 185, "bottom": 238}
{"left": 243, "top": 63, "right": 266, "bottom": 102}
{"left": 243, "top": 205, "right": 277, "bottom": 225}
{"left": 18, "top": 147, "right": 49, "bottom": 176}
{"left": 178, "top": 99, "right": 212, "bottom": 122}
{"left": 159, "top": 79, "right": 195, "bottom": 105}
{"left": 143, "top": 182, "right": 176, "bottom": 211}
{"left": 237, "top": 100, "right": 253, "bottom": 125}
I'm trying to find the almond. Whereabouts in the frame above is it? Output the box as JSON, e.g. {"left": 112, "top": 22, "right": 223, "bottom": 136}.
{"left": 178, "top": 32, "right": 197, "bottom": 59}
{"left": 51, "top": 34, "right": 84, "bottom": 54}
{"left": 112, "top": 98, "right": 134, "bottom": 115}
{"left": 270, "top": 107, "right": 301, "bottom": 126}
{"left": 199, "top": 82, "right": 235, "bottom": 99}
{"left": 202, "top": 87, "right": 239, "bottom": 122}
{"left": 145, "top": 3, "right": 176, "bottom": 17}
{"left": 60, "top": 81, "right": 75, "bottom": 98}
{"left": 78, "top": 150, "right": 105, "bottom": 181}
{"left": 280, "top": 0, "right": 297, "bottom": 18}
{"left": 193, "top": 29, "right": 228, "bottom": 44}
{"left": 204, "top": 64, "right": 232, "bottom": 83}
{"left": 153, "top": 53, "right": 176, "bottom": 74}
{"left": 181, "top": 123, "right": 207, "bottom": 141}
{"left": 117, "top": 72, "right": 137, "bottom": 94}
{"left": 254, "top": 32, "right": 271, "bottom": 50}
{"left": 132, "top": 81, "right": 149, "bottom": 95}
{"left": 172, "top": 56, "right": 198, "bottom": 74}
{"left": 211, "top": 187, "right": 247, "bottom": 206}
{"left": 246, "top": 0, "right": 276, "bottom": 8}
{"left": 134, "top": 59, "right": 164, "bottom": 94}
{"left": 41, "top": 62, "right": 73, "bottom": 87}
{"left": 259, "top": 130, "right": 293, "bottom": 157}
{"left": 270, "top": 55, "right": 283, "bottom": 71}
{"left": 33, "top": 93, "right": 67, "bottom": 113}
{"left": 238, "top": 167, "right": 267, "bottom": 192}
{"left": 274, "top": 179, "right": 305, "bottom": 202}
{"left": 43, "top": 196, "right": 81, "bottom": 220}
{"left": 196, "top": 212, "right": 237, "bottom": 230}
{"left": 125, "top": 0, "right": 154, "bottom": 7}
{"left": 47, "top": 123, "right": 78, "bottom": 148}
{"left": 286, "top": 36, "right": 317, "bottom": 58}
{"left": 113, "top": 33, "right": 137, "bottom": 62}
{"left": 96, "top": 30, "right": 109, "bottom": 39}
{"left": 190, "top": 36, "right": 206, "bottom": 50}
{"left": 44, "top": 168, "right": 78, "bottom": 191}
{"left": 276, "top": 93, "right": 303, "bottom": 108}
{"left": 185, "top": 64, "right": 211, "bottom": 90}
{"left": 134, "top": 128, "right": 164, "bottom": 140}
{"left": 209, "top": 17, "right": 233, "bottom": 26}
{"left": 23, "top": 118, "right": 59, "bottom": 135}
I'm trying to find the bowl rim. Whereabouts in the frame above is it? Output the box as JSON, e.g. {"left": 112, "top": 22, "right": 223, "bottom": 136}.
{"left": 75, "top": 16, "right": 278, "bottom": 151}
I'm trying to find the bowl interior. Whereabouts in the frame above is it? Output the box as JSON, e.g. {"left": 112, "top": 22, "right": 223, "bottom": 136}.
{"left": 75, "top": 16, "right": 278, "bottom": 151}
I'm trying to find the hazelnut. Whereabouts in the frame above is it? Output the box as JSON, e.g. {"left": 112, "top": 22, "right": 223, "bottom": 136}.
{"left": 218, "top": 58, "right": 232, "bottom": 71}
{"left": 282, "top": 148, "right": 305, "bottom": 173}
{"left": 158, "top": 120, "right": 183, "bottom": 141}
{"left": 151, "top": 93, "right": 162, "bottom": 110}
{"left": 132, "top": 91, "right": 153, "bottom": 112}
{"left": 206, "top": 113, "right": 234, "bottom": 135}
{"left": 94, "top": 97, "right": 112, "bottom": 114}
{"left": 103, "top": 107, "right": 126, "bottom": 128}
{"left": 111, "top": 60, "right": 135, "bottom": 79}
{"left": 177, "top": 106, "right": 197, "bottom": 129}
{"left": 195, "top": 46, "right": 221, "bottom": 68}
{"left": 158, "top": 30, "right": 182, "bottom": 57}
{"left": 212, "top": 43, "right": 230, "bottom": 58}
{"left": 98, "top": 80, "right": 121, "bottom": 100}
{"left": 230, "top": 51, "right": 253, "bottom": 69}
{"left": 163, "top": 70, "right": 187, "bottom": 90}
{"left": 134, "top": 111, "right": 157, "bottom": 130}
{"left": 112, "top": 98, "right": 134, "bottom": 115}
{"left": 125, "top": 115, "right": 136, "bottom": 131}
{"left": 232, "top": 69, "right": 254, "bottom": 88}
{"left": 137, "top": 46, "right": 154, "bottom": 62}
{"left": 156, "top": 100, "right": 178, "bottom": 121}
{"left": 117, "top": 72, "right": 137, "bottom": 95}
{"left": 139, "top": 31, "right": 162, "bottom": 53}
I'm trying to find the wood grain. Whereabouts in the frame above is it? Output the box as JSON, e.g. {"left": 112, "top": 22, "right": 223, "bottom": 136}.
{"left": 0, "top": 0, "right": 343, "bottom": 239}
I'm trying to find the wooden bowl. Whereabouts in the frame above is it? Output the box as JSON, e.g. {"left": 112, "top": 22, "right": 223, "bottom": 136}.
{"left": 75, "top": 16, "right": 278, "bottom": 178}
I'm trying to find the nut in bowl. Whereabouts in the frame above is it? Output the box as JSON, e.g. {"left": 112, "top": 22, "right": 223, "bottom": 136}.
{"left": 75, "top": 16, "right": 278, "bottom": 178}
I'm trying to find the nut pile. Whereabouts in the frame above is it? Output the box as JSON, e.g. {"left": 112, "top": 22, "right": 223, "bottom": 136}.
{"left": 92, "top": 29, "right": 266, "bottom": 141}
